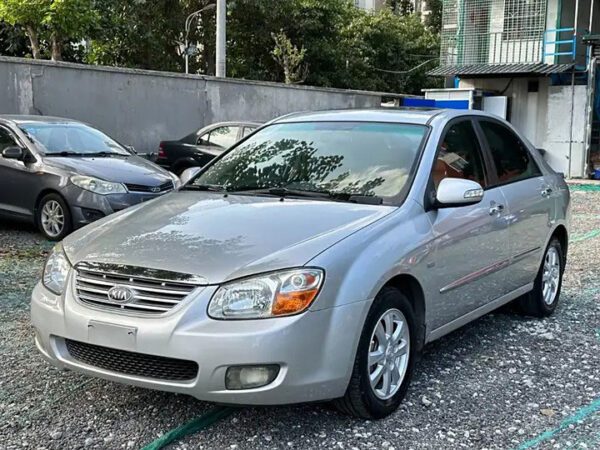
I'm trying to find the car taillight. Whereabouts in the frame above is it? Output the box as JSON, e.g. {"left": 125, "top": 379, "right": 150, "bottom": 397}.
{"left": 158, "top": 143, "right": 166, "bottom": 159}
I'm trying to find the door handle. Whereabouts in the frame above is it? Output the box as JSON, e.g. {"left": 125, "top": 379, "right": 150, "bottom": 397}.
{"left": 541, "top": 187, "right": 553, "bottom": 197}
{"left": 489, "top": 203, "right": 504, "bottom": 216}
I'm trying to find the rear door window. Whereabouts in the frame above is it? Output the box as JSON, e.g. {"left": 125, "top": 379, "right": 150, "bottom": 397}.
{"left": 205, "top": 126, "right": 240, "bottom": 149}
{"left": 478, "top": 120, "right": 541, "bottom": 184}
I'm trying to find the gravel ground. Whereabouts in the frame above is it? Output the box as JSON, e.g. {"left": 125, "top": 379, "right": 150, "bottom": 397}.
{"left": 1, "top": 187, "right": 599, "bottom": 450}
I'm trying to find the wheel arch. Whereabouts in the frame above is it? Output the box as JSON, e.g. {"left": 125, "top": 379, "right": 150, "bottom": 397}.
{"left": 551, "top": 224, "right": 568, "bottom": 263}
{"left": 381, "top": 273, "right": 427, "bottom": 352}
{"left": 34, "top": 189, "right": 69, "bottom": 226}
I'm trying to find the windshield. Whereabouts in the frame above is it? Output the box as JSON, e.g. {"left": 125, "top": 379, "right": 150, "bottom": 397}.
{"left": 19, "top": 122, "right": 129, "bottom": 156}
{"left": 190, "top": 121, "right": 427, "bottom": 202}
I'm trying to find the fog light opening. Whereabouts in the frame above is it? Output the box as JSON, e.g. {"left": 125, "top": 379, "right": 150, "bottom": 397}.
{"left": 225, "top": 365, "right": 280, "bottom": 390}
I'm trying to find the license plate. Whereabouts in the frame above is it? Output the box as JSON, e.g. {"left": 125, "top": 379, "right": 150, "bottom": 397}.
{"left": 87, "top": 321, "right": 137, "bottom": 349}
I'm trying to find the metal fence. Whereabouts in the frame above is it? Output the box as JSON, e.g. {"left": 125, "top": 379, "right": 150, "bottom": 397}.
{"left": 440, "top": 0, "right": 547, "bottom": 66}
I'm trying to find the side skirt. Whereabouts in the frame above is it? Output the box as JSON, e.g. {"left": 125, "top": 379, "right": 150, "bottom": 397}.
{"left": 426, "top": 283, "right": 533, "bottom": 343}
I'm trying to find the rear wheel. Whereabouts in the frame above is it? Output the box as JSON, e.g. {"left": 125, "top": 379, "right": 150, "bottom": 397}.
{"left": 334, "top": 287, "right": 417, "bottom": 419}
{"left": 518, "top": 237, "right": 564, "bottom": 317}
{"left": 37, "top": 193, "right": 72, "bottom": 241}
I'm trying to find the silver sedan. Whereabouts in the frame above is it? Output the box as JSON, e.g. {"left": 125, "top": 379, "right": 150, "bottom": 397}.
{"left": 31, "top": 109, "right": 569, "bottom": 419}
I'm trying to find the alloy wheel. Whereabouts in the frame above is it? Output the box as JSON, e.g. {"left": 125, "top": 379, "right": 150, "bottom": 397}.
{"left": 542, "top": 246, "right": 561, "bottom": 305}
{"left": 368, "top": 308, "right": 410, "bottom": 400}
{"left": 41, "top": 200, "right": 65, "bottom": 238}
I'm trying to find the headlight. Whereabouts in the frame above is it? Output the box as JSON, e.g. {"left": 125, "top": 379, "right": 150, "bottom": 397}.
{"left": 208, "top": 268, "right": 324, "bottom": 319}
{"left": 70, "top": 175, "right": 127, "bottom": 195}
{"left": 42, "top": 243, "right": 71, "bottom": 295}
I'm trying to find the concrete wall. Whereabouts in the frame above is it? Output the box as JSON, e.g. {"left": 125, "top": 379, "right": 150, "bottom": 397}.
{"left": 0, "top": 57, "right": 393, "bottom": 154}
{"left": 459, "top": 77, "right": 587, "bottom": 177}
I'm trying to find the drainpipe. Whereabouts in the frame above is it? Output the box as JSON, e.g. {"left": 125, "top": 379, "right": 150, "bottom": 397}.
{"left": 584, "top": 55, "right": 597, "bottom": 177}
{"left": 567, "top": 0, "right": 580, "bottom": 178}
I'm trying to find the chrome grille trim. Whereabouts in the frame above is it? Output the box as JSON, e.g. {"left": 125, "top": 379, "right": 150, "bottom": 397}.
{"left": 74, "top": 262, "right": 207, "bottom": 315}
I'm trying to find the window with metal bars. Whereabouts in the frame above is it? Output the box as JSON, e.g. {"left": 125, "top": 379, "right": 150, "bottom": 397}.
{"left": 502, "top": 0, "right": 546, "bottom": 41}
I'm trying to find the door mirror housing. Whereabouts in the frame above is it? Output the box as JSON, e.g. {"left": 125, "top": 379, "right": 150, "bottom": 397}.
{"left": 2, "top": 146, "right": 24, "bottom": 160}
{"left": 179, "top": 166, "right": 203, "bottom": 185}
{"left": 435, "top": 178, "right": 484, "bottom": 208}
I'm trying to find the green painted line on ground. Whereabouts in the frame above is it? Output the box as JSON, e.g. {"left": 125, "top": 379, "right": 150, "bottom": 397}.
{"left": 571, "top": 229, "right": 600, "bottom": 243}
{"left": 516, "top": 398, "right": 600, "bottom": 449}
{"left": 140, "top": 406, "right": 236, "bottom": 450}
{"left": 569, "top": 184, "right": 600, "bottom": 192}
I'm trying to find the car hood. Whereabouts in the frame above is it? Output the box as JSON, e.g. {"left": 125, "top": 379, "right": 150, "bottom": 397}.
{"left": 43, "top": 155, "right": 173, "bottom": 185}
{"left": 63, "top": 191, "right": 396, "bottom": 284}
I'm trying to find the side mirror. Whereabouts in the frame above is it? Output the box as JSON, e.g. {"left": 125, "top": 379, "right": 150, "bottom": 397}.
{"left": 435, "top": 178, "right": 484, "bottom": 208}
{"left": 178, "top": 166, "right": 203, "bottom": 185}
{"left": 2, "top": 146, "right": 24, "bottom": 160}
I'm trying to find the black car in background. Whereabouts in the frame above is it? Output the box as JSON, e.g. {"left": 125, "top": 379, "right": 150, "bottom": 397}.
{"left": 156, "top": 121, "right": 260, "bottom": 174}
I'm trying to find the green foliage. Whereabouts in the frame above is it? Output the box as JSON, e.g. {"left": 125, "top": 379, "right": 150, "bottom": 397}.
{"left": 271, "top": 30, "right": 307, "bottom": 84}
{"left": 0, "top": 21, "right": 30, "bottom": 56}
{"left": 0, "top": 0, "right": 96, "bottom": 60}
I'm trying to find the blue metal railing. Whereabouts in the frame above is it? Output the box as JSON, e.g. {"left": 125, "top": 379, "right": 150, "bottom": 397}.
{"left": 543, "top": 28, "right": 587, "bottom": 61}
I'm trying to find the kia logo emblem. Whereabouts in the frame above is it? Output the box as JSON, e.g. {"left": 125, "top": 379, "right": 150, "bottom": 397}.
{"left": 107, "top": 285, "right": 134, "bottom": 303}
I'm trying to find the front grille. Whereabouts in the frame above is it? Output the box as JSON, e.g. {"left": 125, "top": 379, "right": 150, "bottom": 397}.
{"left": 74, "top": 262, "right": 205, "bottom": 314}
{"left": 65, "top": 339, "right": 198, "bottom": 381}
{"left": 125, "top": 181, "right": 173, "bottom": 193}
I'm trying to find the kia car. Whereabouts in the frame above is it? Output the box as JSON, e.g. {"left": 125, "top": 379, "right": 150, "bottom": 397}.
{"left": 0, "top": 116, "right": 180, "bottom": 240}
{"left": 31, "top": 109, "right": 569, "bottom": 419}
{"left": 155, "top": 121, "right": 261, "bottom": 174}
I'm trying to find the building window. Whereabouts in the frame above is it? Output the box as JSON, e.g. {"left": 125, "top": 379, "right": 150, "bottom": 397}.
{"left": 502, "top": 0, "right": 546, "bottom": 41}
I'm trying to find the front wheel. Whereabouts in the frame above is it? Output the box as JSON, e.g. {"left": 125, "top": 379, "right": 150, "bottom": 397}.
{"left": 518, "top": 237, "right": 564, "bottom": 317}
{"left": 36, "top": 193, "right": 72, "bottom": 241}
{"left": 334, "top": 287, "right": 417, "bottom": 419}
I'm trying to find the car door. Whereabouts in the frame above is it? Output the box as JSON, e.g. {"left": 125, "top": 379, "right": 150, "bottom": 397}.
{"left": 427, "top": 118, "right": 510, "bottom": 330}
{"left": 476, "top": 119, "right": 553, "bottom": 291}
{"left": 0, "top": 125, "right": 39, "bottom": 218}
{"left": 196, "top": 125, "right": 241, "bottom": 157}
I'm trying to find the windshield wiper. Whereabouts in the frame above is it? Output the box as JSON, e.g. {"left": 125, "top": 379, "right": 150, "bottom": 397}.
{"left": 181, "top": 183, "right": 228, "bottom": 192}
{"left": 227, "top": 187, "right": 330, "bottom": 198}
{"left": 45, "top": 151, "right": 87, "bottom": 157}
{"left": 229, "top": 187, "right": 384, "bottom": 204}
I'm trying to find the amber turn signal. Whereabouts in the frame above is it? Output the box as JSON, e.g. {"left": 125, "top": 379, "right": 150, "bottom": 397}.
{"left": 273, "top": 289, "right": 320, "bottom": 315}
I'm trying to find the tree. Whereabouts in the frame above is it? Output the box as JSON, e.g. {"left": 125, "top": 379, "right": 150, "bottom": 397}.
{"left": 271, "top": 30, "right": 307, "bottom": 84}
{"left": 44, "top": 0, "right": 97, "bottom": 60}
{"left": 0, "top": 0, "right": 46, "bottom": 58}
{"left": 0, "top": 21, "right": 30, "bottom": 57}
{"left": 424, "top": 0, "right": 442, "bottom": 33}
{"left": 339, "top": 10, "right": 440, "bottom": 93}
{"left": 0, "top": 0, "right": 96, "bottom": 60}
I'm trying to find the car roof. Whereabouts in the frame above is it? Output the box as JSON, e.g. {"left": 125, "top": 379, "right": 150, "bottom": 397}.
{"left": 271, "top": 108, "right": 496, "bottom": 126}
{"left": 0, "top": 115, "right": 82, "bottom": 125}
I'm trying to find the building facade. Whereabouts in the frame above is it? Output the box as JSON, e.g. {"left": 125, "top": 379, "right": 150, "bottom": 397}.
{"left": 427, "top": 0, "right": 600, "bottom": 178}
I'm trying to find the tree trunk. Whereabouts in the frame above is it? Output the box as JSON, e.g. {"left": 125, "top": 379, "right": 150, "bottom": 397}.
{"left": 25, "top": 26, "right": 41, "bottom": 59}
{"left": 51, "top": 35, "right": 62, "bottom": 61}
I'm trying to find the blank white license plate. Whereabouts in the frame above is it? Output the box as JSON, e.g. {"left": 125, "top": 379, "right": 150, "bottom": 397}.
{"left": 87, "top": 321, "right": 137, "bottom": 349}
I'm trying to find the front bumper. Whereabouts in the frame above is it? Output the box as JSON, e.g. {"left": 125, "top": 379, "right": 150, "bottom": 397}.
{"left": 60, "top": 184, "right": 171, "bottom": 228}
{"left": 31, "top": 280, "right": 370, "bottom": 405}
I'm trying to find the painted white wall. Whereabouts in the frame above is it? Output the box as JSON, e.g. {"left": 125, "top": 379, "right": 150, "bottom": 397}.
{"left": 459, "top": 78, "right": 587, "bottom": 177}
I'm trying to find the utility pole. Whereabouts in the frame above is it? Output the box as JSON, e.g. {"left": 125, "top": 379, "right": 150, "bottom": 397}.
{"left": 216, "top": 0, "right": 226, "bottom": 77}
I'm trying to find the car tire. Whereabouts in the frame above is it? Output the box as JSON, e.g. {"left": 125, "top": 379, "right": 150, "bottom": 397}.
{"left": 517, "top": 237, "right": 564, "bottom": 317}
{"left": 36, "top": 193, "right": 72, "bottom": 241}
{"left": 334, "top": 286, "right": 418, "bottom": 419}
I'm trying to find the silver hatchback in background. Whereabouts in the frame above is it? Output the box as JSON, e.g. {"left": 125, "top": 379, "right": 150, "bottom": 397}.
{"left": 31, "top": 109, "right": 569, "bottom": 419}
